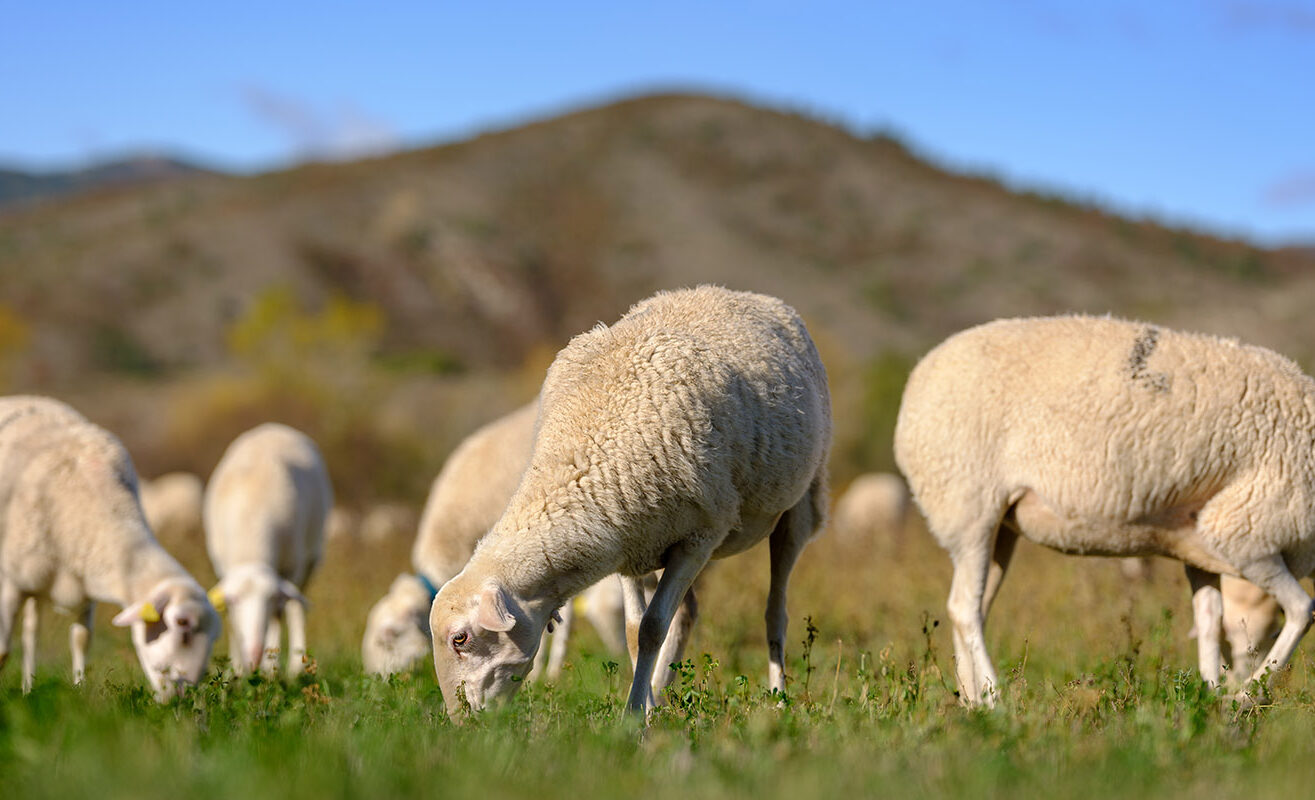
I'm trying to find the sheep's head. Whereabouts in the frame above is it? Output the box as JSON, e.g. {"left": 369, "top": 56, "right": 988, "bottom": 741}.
{"left": 112, "top": 579, "right": 220, "bottom": 701}
{"left": 362, "top": 574, "right": 435, "bottom": 676}
{"left": 430, "top": 575, "right": 540, "bottom": 717}
{"left": 208, "top": 563, "right": 305, "bottom": 675}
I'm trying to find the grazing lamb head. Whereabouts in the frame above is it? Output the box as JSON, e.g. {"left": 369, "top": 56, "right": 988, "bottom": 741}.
{"left": 208, "top": 563, "right": 305, "bottom": 675}
{"left": 112, "top": 579, "right": 220, "bottom": 701}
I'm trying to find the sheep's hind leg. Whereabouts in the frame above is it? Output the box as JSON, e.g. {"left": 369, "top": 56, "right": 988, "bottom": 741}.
{"left": 766, "top": 494, "right": 820, "bottom": 697}
{"left": 626, "top": 545, "right": 714, "bottom": 715}
{"left": 21, "top": 597, "right": 37, "bottom": 693}
{"left": 1237, "top": 555, "right": 1315, "bottom": 694}
{"left": 946, "top": 522, "right": 1007, "bottom": 708}
{"left": 1185, "top": 566, "right": 1223, "bottom": 687}
{"left": 71, "top": 602, "right": 94, "bottom": 684}
{"left": 982, "top": 527, "right": 1019, "bottom": 619}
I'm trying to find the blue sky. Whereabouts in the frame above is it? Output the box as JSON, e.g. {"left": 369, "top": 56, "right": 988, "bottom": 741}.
{"left": 1, "top": 1, "right": 1311, "bottom": 244}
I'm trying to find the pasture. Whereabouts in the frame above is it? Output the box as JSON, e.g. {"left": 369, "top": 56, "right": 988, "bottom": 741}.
{"left": 4, "top": 516, "right": 1313, "bottom": 799}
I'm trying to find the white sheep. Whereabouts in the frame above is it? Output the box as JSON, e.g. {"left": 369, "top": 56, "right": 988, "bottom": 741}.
{"left": 831, "top": 472, "right": 910, "bottom": 547}
{"left": 429, "top": 285, "right": 831, "bottom": 716}
{"left": 205, "top": 423, "right": 332, "bottom": 677}
{"left": 362, "top": 402, "right": 633, "bottom": 681}
{"left": 894, "top": 315, "right": 1315, "bottom": 706}
{"left": 139, "top": 471, "right": 204, "bottom": 546}
{"left": 0, "top": 395, "right": 219, "bottom": 699}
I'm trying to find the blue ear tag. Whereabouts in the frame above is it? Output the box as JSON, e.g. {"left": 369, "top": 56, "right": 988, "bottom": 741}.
{"left": 417, "top": 573, "right": 441, "bottom": 601}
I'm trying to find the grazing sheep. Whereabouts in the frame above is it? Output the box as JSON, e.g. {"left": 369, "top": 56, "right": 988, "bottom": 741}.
{"left": 831, "top": 472, "right": 910, "bottom": 547}
{"left": 205, "top": 423, "right": 331, "bottom": 677}
{"left": 894, "top": 315, "right": 1315, "bottom": 706}
{"left": 139, "top": 471, "right": 204, "bottom": 546}
{"left": 429, "top": 286, "right": 831, "bottom": 716}
{"left": 0, "top": 396, "right": 219, "bottom": 699}
{"left": 359, "top": 503, "right": 419, "bottom": 546}
{"left": 362, "top": 402, "right": 633, "bottom": 682}
{"left": 325, "top": 506, "right": 359, "bottom": 544}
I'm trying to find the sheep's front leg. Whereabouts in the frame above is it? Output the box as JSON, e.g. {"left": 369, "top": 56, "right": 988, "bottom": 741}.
{"left": 1186, "top": 566, "right": 1223, "bottom": 687}
{"left": 0, "top": 580, "right": 20, "bottom": 673}
{"left": 262, "top": 614, "right": 283, "bottom": 675}
{"left": 651, "top": 585, "right": 698, "bottom": 697}
{"left": 285, "top": 600, "right": 308, "bottom": 677}
{"left": 626, "top": 546, "right": 712, "bottom": 715}
{"left": 1238, "top": 555, "right": 1315, "bottom": 692}
{"left": 70, "top": 602, "right": 94, "bottom": 684}
{"left": 21, "top": 597, "right": 38, "bottom": 693}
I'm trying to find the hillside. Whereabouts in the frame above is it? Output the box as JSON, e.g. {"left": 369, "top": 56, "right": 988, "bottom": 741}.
{"left": 2, "top": 92, "right": 1312, "bottom": 502}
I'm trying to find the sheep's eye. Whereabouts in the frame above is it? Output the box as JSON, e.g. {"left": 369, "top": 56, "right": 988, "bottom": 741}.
{"left": 451, "top": 632, "right": 468, "bottom": 650}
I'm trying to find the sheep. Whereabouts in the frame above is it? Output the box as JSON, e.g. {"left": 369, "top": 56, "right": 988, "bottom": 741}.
{"left": 359, "top": 503, "right": 419, "bottom": 546}
{"left": 204, "top": 423, "right": 332, "bottom": 677}
{"left": 831, "top": 472, "right": 910, "bottom": 547}
{"left": 894, "top": 315, "right": 1315, "bottom": 706}
{"left": 0, "top": 395, "right": 219, "bottom": 699}
{"left": 362, "top": 402, "right": 634, "bottom": 682}
{"left": 139, "top": 471, "right": 204, "bottom": 547}
{"left": 429, "top": 285, "right": 831, "bottom": 716}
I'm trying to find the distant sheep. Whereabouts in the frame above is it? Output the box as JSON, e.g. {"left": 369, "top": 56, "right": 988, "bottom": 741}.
{"left": 139, "top": 471, "right": 204, "bottom": 546}
{"left": 0, "top": 396, "right": 218, "bottom": 699}
{"left": 831, "top": 472, "right": 910, "bottom": 546}
{"left": 895, "top": 315, "right": 1315, "bottom": 705}
{"left": 1220, "top": 576, "right": 1281, "bottom": 680}
{"left": 362, "top": 402, "right": 628, "bottom": 680}
{"left": 429, "top": 286, "right": 831, "bottom": 716}
{"left": 359, "top": 503, "right": 419, "bottom": 545}
{"left": 205, "top": 423, "right": 332, "bottom": 677}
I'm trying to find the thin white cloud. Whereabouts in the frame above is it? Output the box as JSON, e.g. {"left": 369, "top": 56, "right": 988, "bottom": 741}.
{"left": 1263, "top": 170, "right": 1315, "bottom": 207}
{"left": 240, "top": 85, "right": 398, "bottom": 162}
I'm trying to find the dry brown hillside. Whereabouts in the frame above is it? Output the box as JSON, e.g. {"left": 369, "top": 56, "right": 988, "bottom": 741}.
{"left": 1, "top": 92, "right": 1311, "bottom": 504}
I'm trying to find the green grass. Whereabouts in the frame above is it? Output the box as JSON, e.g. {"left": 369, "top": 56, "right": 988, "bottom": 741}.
{"left": 3, "top": 529, "right": 1315, "bottom": 799}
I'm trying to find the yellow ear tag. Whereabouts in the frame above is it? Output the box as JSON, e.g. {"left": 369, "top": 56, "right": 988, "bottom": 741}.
{"left": 208, "top": 587, "right": 226, "bottom": 612}
{"left": 140, "top": 602, "right": 160, "bottom": 624}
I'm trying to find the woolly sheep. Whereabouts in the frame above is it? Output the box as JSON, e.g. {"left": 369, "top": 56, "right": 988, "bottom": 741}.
{"left": 894, "top": 315, "right": 1315, "bottom": 706}
{"left": 205, "top": 423, "right": 332, "bottom": 677}
{"left": 429, "top": 286, "right": 831, "bottom": 716}
{"left": 831, "top": 472, "right": 910, "bottom": 546}
{"left": 362, "top": 402, "right": 632, "bottom": 681}
{"left": 139, "top": 471, "right": 204, "bottom": 546}
{"left": 0, "top": 396, "right": 219, "bottom": 699}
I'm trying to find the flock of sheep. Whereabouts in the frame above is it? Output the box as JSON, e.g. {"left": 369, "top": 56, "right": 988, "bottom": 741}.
{"left": 0, "top": 285, "right": 1309, "bottom": 716}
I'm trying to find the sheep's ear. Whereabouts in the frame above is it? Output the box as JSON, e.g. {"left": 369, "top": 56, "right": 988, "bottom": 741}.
{"left": 277, "top": 579, "right": 307, "bottom": 606}
{"left": 473, "top": 581, "right": 516, "bottom": 633}
{"left": 112, "top": 601, "right": 154, "bottom": 627}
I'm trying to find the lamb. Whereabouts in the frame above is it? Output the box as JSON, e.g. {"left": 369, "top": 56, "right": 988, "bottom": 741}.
{"left": 362, "top": 402, "right": 633, "bottom": 681}
{"left": 204, "top": 423, "right": 332, "bottom": 677}
{"left": 831, "top": 472, "right": 910, "bottom": 547}
{"left": 429, "top": 285, "right": 831, "bottom": 716}
{"left": 139, "top": 471, "right": 204, "bottom": 546}
{"left": 894, "top": 315, "right": 1315, "bottom": 706}
{"left": 0, "top": 395, "right": 219, "bottom": 699}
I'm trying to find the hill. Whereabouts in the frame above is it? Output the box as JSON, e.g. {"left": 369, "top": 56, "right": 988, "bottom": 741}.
{"left": 0, "top": 154, "right": 214, "bottom": 208}
{"left": 1, "top": 92, "right": 1311, "bottom": 501}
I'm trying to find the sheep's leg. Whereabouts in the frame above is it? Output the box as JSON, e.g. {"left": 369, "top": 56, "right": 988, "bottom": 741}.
{"left": 1223, "top": 584, "right": 1280, "bottom": 682}
{"left": 982, "top": 527, "right": 1019, "bottom": 619}
{"left": 620, "top": 575, "right": 648, "bottom": 673}
{"left": 70, "top": 602, "right": 94, "bottom": 685}
{"left": 262, "top": 614, "right": 283, "bottom": 676}
{"left": 285, "top": 600, "right": 308, "bottom": 678}
{"left": 767, "top": 499, "right": 817, "bottom": 696}
{"left": 1186, "top": 566, "right": 1223, "bottom": 687}
{"left": 0, "top": 581, "right": 21, "bottom": 673}
{"left": 585, "top": 575, "right": 628, "bottom": 657}
{"left": 651, "top": 584, "right": 698, "bottom": 698}
{"left": 947, "top": 531, "right": 1003, "bottom": 708}
{"left": 544, "top": 600, "right": 575, "bottom": 681}
{"left": 626, "top": 545, "right": 713, "bottom": 714}
{"left": 1237, "top": 555, "right": 1315, "bottom": 690}
{"left": 21, "top": 597, "right": 37, "bottom": 693}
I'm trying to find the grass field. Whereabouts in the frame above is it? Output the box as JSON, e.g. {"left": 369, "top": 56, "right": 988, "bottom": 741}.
{"left": 3, "top": 521, "right": 1314, "bottom": 799}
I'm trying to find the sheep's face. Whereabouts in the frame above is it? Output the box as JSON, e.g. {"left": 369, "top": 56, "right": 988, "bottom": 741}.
{"left": 113, "top": 583, "right": 220, "bottom": 701}
{"left": 431, "top": 577, "right": 538, "bottom": 717}
{"left": 210, "top": 564, "right": 305, "bottom": 675}
{"left": 362, "top": 575, "right": 433, "bottom": 676}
